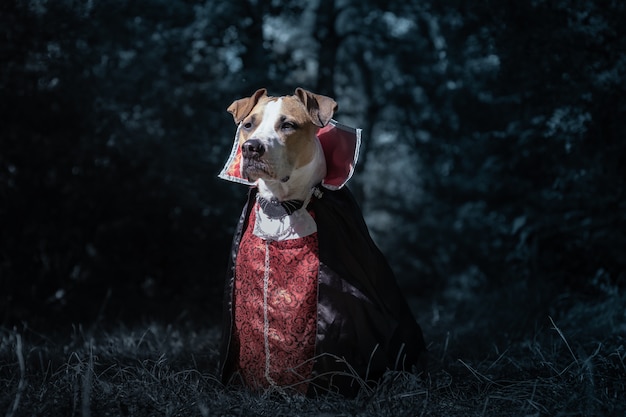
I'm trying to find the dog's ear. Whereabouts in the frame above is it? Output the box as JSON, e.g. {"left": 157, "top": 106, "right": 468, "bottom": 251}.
{"left": 295, "top": 87, "right": 338, "bottom": 127}
{"left": 227, "top": 88, "right": 267, "bottom": 124}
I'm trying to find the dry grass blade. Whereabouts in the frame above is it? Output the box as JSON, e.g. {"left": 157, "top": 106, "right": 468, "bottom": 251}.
{"left": 485, "top": 348, "right": 509, "bottom": 371}
{"left": 548, "top": 316, "right": 579, "bottom": 366}
{"left": 457, "top": 359, "right": 497, "bottom": 385}
{"left": 81, "top": 338, "right": 94, "bottom": 417}
{"left": 5, "top": 332, "right": 26, "bottom": 417}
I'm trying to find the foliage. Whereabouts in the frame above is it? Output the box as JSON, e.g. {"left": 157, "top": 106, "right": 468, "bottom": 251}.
{"left": 1, "top": 0, "right": 625, "bottom": 351}
{"left": 1, "top": 0, "right": 245, "bottom": 323}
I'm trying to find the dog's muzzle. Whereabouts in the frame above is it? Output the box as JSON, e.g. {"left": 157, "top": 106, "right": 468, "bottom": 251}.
{"left": 241, "top": 139, "right": 273, "bottom": 180}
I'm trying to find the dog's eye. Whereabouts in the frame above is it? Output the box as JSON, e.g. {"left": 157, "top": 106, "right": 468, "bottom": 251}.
{"left": 280, "top": 122, "right": 297, "bottom": 131}
{"left": 243, "top": 122, "right": 253, "bottom": 130}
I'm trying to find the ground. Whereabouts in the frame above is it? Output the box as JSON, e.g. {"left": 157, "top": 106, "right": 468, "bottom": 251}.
{"left": 1, "top": 292, "right": 624, "bottom": 417}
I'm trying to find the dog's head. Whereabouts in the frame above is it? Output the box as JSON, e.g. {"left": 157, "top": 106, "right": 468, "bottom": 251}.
{"left": 227, "top": 88, "right": 337, "bottom": 187}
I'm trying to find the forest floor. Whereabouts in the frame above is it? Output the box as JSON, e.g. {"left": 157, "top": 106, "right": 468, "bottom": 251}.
{"left": 1, "top": 291, "right": 624, "bottom": 417}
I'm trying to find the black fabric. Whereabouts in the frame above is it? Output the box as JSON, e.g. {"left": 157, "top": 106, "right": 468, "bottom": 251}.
{"left": 219, "top": 186, "right": 427, "bottom": 396}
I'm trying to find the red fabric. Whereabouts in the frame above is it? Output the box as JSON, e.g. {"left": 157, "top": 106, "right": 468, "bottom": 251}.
{"left": 223, "top": 145, "right": 244, "bottom": 180}
{"left": 233, "top": 206, "right": 319, "bottom": 393}
{"left": 317, "top": 122, "right": 358, "bottom": 189}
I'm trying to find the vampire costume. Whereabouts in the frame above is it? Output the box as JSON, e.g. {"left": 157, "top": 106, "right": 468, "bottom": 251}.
{"left": 218, "top": 120, "right": 427, "bottom": 396}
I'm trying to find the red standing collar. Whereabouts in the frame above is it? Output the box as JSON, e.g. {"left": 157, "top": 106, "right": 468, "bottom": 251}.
{"left": 218, "top": 119, "right": 361, "bottom": 190}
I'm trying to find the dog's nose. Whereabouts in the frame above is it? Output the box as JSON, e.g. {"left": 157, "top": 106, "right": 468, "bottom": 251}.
{"left": 241, "top": 139, "right": 265, "bottom": 158}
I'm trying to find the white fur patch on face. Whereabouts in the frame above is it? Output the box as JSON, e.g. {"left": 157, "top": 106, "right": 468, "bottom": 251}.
{"left": 254, "top": 98, "right": 283, "bottom": 144}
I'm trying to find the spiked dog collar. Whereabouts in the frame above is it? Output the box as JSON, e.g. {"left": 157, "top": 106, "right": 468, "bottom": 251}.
{"left": 256, "top": 196, "right": 305, "bottom": 219}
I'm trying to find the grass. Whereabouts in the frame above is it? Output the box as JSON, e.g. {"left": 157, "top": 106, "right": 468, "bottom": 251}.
{"left": 1, "top": 294, "right": 625, "bottom": 417}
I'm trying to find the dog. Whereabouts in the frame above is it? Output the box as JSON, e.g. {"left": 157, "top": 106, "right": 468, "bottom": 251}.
{"left": 218, "top": 88, "right": 427, "bottom": 396}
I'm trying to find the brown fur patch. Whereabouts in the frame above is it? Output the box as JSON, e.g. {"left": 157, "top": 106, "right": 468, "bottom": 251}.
{"left": 237, "top": 96, "right": 275, "bottom": 145}
{"left": 278, "top": 96, "right": 319, "bottom": 169}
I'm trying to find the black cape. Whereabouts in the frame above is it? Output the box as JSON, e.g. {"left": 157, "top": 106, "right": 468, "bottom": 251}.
{"left": 219, "top": 186, "right": 427, "bottom": 396}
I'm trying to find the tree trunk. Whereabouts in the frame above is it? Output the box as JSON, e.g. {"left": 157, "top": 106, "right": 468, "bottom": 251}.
{"left": 314, "top": 0, "right": 337, "bottom": 97}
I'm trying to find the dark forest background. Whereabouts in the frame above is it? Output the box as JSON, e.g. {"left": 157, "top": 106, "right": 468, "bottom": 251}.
{"left": 1, "top": 0, "right": 624, "bottom": 340}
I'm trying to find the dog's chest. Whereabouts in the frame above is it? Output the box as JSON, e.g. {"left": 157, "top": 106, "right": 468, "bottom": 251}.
{"left": 233, "top": 205, "right": 319, "bottom": 392}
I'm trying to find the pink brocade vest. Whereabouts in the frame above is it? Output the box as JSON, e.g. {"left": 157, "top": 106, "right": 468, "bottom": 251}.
{"left": 232, "top": 205, "right": 319, "bottom": 393}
